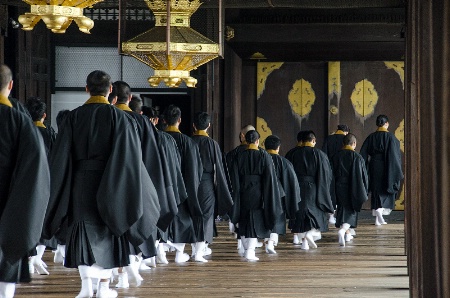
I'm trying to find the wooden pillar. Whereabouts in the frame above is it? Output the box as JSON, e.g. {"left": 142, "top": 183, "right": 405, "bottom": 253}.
{"left": 223, "top": 44, "right": 242, "bottom": 152}
{"left": 405, "top": 0, "right": 450, "bottom": 297}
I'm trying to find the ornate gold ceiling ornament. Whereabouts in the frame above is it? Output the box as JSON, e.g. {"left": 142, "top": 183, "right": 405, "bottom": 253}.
{"left": 18, "top": 1, "right": 104, "bottom": 34}
{"left": 122, "top": 0, "right": 220, "bottom": 88}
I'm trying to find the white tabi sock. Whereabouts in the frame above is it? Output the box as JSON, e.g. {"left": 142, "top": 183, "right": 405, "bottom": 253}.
{"left": 173, "top": 243, "right": 190, "bottom": 263}
{"left": 32, "top": 245, "right": 49, "bottom": 275}
{"left": 244, "top": 238, "right": 259, "bottom": 261}
{"left": 0, "top": 282, "right": 15, "bottom": 298}
{"left": 97, "top": 281, "right": 118, "bottom": 298}
{"left": 156, "top": 243, "right": 169, "bottom": 264}
{"left": 76, "top": 266, "right": 94, "bottom": 298}
{"left": 375, "top": 208, "right": 387, "bottom": 225}
{"left": 194, "top": 241, "right": 208, "bottom": 262}
{"left": 305, "top": 230, "right": 318, "bottom": 248}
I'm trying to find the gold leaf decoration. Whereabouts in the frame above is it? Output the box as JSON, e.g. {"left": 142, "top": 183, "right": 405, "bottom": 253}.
{"left": 394, "top": 119, "right": 405, "bottom": 153}
{"left": 256, "top": 116, "right": 272, "bottom": 149}
{"left": 395, "top": 185, "right": 405, "bottom": 211}
{"left": 288, "top": 78, "right": 316, "bottom": 119}
{"left": 350, "top": 79, "right": 378, "bottom": 120}
{"left": 328, "top": 62, "right": 341, "bottom": 97}
{"left": 384, "top": 62, "right": 404, "bottom": 90}
{"left": 394, "top": 118, "right": 405, "bottom": 210}
{"left": 257, "top": 62, "right": 283, "bottom": 99}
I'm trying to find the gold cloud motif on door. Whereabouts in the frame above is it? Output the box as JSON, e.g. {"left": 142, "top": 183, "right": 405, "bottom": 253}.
{"left": 256, "top": 116, "right": 272, "bottom": 149}
{"left": 350, "top": 79, "right": 378, "bottom": 121}
{"left": 384, "top": 62, "right": 404, "bottom": 90}
{"left": 257, "top": 62, "right": 284, "bottom": 99}
{"left": 288, "top": 79, "right": 316, "bottom": 126}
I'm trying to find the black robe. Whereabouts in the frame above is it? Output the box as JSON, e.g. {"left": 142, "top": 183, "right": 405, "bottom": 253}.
{"left": 166, "top": 129, "right": 203, "bottom": 243}
{"left": 230, "top": 146, "right": 281, "bottom": 239}
{"left": 35, "top": 124, "right": 59, "bottom": 249}
{"left": 226, "top": 144, "right": 247, "bottom": 171}
{"left": 286, "top": 145, "right": 334, "bottom": 233}
{"left": 36, "top": 125, "right": 57, "bottom": 156}
{"left": 119, "top": 108, "right": 178, "bottom": 231}
{"left": 191, "top": 133, "right": 233, "bottom": 243}
{"left": 269, "top": 153, "right": 301, "bottom": 235}
{"left": 117, "top": 107, "right": 178, "bottom": 258}
{"left": 332, "top": 148, "right": 369, "bottom": 227}
{"left": 9, "top": 97, "right": 31, "bottom": 118}
{"left": 154, "top": 130, "right": 188, "bottom": 243}
{"left": 0, "top": 98, "right": 50, "bottom": 283}
{"left": 322, "top": 132, "right": 346, "bottom": 208}
{"left": 360, "top": 130, "right": 404, "bottom": 210}
{"left": 43, "top": 98, "right": 160, "bottom": 269}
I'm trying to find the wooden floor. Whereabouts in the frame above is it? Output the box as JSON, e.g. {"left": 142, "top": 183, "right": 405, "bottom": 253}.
{"left": 15, "top": 211, "right": 409, "bottom": 298}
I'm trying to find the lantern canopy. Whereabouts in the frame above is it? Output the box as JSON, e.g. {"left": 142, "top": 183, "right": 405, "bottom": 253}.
{"left": 121, "top": 0, "right": 220, "bottom": 88}
{"left": 19, "top": 0, "right": 104, "bottom": 34}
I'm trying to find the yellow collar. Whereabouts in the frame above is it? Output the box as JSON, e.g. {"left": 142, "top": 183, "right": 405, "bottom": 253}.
{"left": 303, "top": 141, "right": 315, "bottom": 147}
{"left": 166, "top": 125, "right": 181, "bottom": 133}
{"left": 342, "top": 145, "right": 354, "bottom": 151}
{"left": 85, "top": 96, "right": 109, "bottom": 105}
{"left": 34, "top": 121, "right": 46, "bottom": 128}
{"left": 0, "top": 95, "right": 12, "bottom": 108}
{"left": 248, "top": 144, "right": 259, "bottom": 150}
{"left": 377, "top": 127, "right": 388, "bottom": 132}
{"left": 266, "top": 149, "right": 278, "bottom": 155}
{"left": 297, "top": 142, "right": 303, "bottom": 147}
{"left": 193, "top": 130, "right": 209, "bottom": 137}
{"left": 115, "top": 103, "right": 132, "bottom": 111}
{"left": 335, "top": 130, "right": 345, "bottom": 135}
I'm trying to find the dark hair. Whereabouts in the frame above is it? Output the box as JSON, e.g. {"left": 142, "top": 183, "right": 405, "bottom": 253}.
{"left": 112, "top": 81, "right": 131, "bottom": 104}
{"left": 193, "top": 111, "right": 210, "bottom": 130}
{"left": 141, "top": 105, "right": 157, "bottom": 119}
{"left": 302, "top": 130, "right": 316, "bottom": 143}
{"left": 343, "top": 133, "right": 357, "bottom": 146}
{"left": 25, "top": 97, "right": 46, "bottom": 121}
{"left": 56, "top": 109, "right": 71, "bottom": 131}
{"left": 376, "top": 115, "right": 389, "bottom": 127}
{"left": 245, "top": 130, "right": 260, "bottom": 144}
{"left": 0, "top": 64, "right": 12, "bottom": 91}
{"left": 264, "top": 135, "right": 281, "bottom": 150}
{"left": 337, "top": 124, "right": 349, "bottom": 132}
{"left": 155, "top": 120, "right": 168, "bottom": 131}
{"left": 163, "top": 104, "right": 181, "bottom": 125}
{"left": 129, "top": 95, "right": 143, "bottom": 113}
{"left": 296, "top": 131, "right": 305, "bottom": 142}
{"left": 86, "top": 70, "right": 111, "bottom": 96}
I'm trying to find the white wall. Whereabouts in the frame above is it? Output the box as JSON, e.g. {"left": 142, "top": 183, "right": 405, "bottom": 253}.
{"left": 51, "top": 91, "right": 88, "bottom": 133}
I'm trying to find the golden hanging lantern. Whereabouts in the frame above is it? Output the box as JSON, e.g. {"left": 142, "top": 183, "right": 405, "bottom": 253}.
{"left": 121, "top": 0, "right": 220, "bottom": 88}
{"left": 18, "top": 0, "right": 104, "bottom": 34}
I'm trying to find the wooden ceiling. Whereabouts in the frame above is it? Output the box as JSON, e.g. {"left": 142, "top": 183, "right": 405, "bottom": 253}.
{"left": 2, "top": 0, "right": 406, "bottom": 61}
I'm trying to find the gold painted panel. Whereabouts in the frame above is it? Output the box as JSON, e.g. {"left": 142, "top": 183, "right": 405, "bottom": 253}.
{"left": 256, "top": 116, "right": 273, "bottom": 149}
{"left": 350, "top": 79, "right": 378, "bottom": 120}
{"left": 288, "top": 78, "right": 316, "bottom": 121}
{"left": 257, "top": 62, "right": 283, "bottom": 99}
{"left": 384, "top": 62, "right": 404, "bottom": 90}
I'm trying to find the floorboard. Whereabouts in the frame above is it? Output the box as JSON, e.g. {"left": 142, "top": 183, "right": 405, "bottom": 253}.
{"left": 14, "top": 211, "right": 409, "bottom": 297}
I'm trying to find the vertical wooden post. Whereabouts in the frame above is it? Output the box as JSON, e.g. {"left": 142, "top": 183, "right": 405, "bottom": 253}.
{"left": 406, "top": 0, "right": 450, "bottom": 296}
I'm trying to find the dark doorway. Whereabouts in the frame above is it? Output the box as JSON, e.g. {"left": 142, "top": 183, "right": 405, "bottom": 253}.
{"left": 140, "top": 92, "right": 192, "bottom": 135}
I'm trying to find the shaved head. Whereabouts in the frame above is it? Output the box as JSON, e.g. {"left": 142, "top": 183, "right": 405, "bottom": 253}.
{"left": 0, "top": 64, "right": 13, "bottom": 91}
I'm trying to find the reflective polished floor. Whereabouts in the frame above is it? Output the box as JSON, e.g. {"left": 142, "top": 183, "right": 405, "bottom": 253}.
{"left": 15, "top": 211, "right": 408, "bottom": 297}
